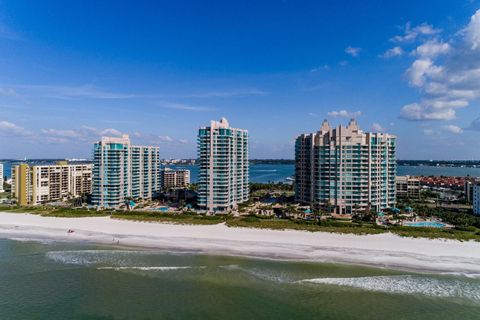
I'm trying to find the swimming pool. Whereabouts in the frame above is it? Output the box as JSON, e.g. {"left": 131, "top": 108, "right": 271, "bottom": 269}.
{"left": 405, "top": 221, "right": 446, "bottom": 228}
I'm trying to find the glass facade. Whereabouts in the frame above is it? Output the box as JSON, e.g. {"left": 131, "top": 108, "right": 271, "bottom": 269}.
{"left": 92, "top": 135, "right": 160, "bottom": 208}
{"left": 197, "top": 118, "right": 249, "bottom": 213}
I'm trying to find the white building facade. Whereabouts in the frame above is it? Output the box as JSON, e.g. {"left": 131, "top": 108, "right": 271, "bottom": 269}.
{"left": 92, "top": 135, "right": 160, "bottom": 208}
{"left": 295, "top": 119, "right": 396, "bottom": 214}
{"left": 197, "top": 118, "right": 249, "bottom": 213}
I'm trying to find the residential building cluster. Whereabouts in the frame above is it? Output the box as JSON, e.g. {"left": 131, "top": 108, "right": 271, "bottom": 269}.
{"left": 418, "top": 176, "right": 465, "bottom": 189}
{"left": 10, "top": 161, "right": 92, "bottom": 205}
{"left": 5, "top": 117, "right": 479, "bottom": 218}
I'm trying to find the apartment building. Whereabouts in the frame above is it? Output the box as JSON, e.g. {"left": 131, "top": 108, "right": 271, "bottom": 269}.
{"left": 474, "top": 184, "right": 480, "bottom": 216}
{"left": 396, "top": 175, "right": 421, "bottom": 200}
{"left": 11, "top": 161, "right": 92, "bottom": 205}
{"left": 160, "top": 168, "right": 190, "bottom": 189}
{"left": 464, "top": 178, "right": 480, "bottom": 203}
{"left": 295, "top": 119, "right": 396, "bottom": 214}
{"left": 0, "top": 163, "right": 4, "bottom": 193}
{"left": 92, "top": 135, "right": 160, "bottom": 208}
{"left": 197, "top": 118, "right": 249, "bottom": 213}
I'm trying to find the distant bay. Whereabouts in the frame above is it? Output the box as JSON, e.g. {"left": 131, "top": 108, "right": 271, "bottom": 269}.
{"left": 2, "top": 162, "right": 480, "bottom": 182}
{"left": 167, "top": 164, "right": 480, "bottom": 183}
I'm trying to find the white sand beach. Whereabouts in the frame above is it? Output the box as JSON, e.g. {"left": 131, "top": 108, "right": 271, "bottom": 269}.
{"left": 1, "top": 211, "right": 480, "bottom": 275}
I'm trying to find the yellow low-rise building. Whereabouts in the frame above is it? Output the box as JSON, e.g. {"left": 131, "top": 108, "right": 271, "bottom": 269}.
{"left": 11, "top": 162, "right": 92, "bottom": 205}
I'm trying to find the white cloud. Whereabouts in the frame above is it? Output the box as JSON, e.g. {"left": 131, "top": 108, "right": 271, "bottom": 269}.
{"left": 18, "top": 84, "right": 136, "bottom": 100}
{"left": 413, "top": 40, "right": 451, "bottom": 58}
{"left": 41, "top": 125, "right": 123, "bottom": 143}
{"left": 158, "top": 101, "right": 215, "bottom": 112}
{"left": 182, "top": 89, "right": 269, "bottom": 98}
{"left": 400, "top": 101, "right": 456, "bottom": 121}
{"left": 327, "top": 110, "right": 362, "bottom": 118}
{"left": 0, "top": 87, "right": 19, "bottom": 97}
{"left": 345, "top": 46, "right": 361, "bottom": 57}
{"left": 0, "top": 120, "right": 31, "bottom": 136}
{"left": 382, "top": 46, "right": 404, "bottom": 58}
{"left": 406, "top": 59, "right": 443, "bottom": 87}
{"left": 392, "top": 22, "right": 441, "bottom": 42}
{"left": 371, "top": 123, "right": 386, "bottom": 132}
{"left": 423, "top": 128, "right": 436, "bottom": 136}
{"left": 464, "top": 9, "right": 480, "bottom": 49}
{"left": 400, "top": 10, "right": 480, "bottom": 121}
{"left": 310, "top": 65, "right": 330, "bottom": 73}
{"left": 443, "top": 124, "right": 463, "bottom": 134}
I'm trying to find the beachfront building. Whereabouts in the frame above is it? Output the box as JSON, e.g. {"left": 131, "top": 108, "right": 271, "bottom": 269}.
{"left": 464, "top": 178, "right": 480, "bottom": 203}
{"left": 197, "top": 118, "right": 249, "bottom": 213}
{"left": 160, "top": 168, "right": 190, "bottom": 190}
{"left": 0, "top": 163, "right": 4, "bottom": 193}
{"left": 474, "top": 184, "right": 480, "bottom": 216}
{"left": 92, "top": 135, "right": 160, "bottom": 208}
{"left": 10, "top": 161, "right": 92, "bottom": 206}
{"left": 396, "top": 175, "right": 421, "bottom": 200}
{"left": 295, "top": 119, "right": 396, "bottom": 215}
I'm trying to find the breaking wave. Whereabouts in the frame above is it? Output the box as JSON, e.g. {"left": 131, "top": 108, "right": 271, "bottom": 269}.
{"left": 45, "top": 250, "right": 154, "bottom": 266}
{"left": 298, "top": 275, "right": 480, "bottom": 302}
{"left": 97, "top": 266, "right": 204, "bottom": 271}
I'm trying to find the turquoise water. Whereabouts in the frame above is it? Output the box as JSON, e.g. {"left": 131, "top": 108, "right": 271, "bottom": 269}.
{"left": 1, "top": 239, "right": 480, "bottom": 319}
{"left": 405, "top": 221, "right": 446, "bottom": 228}
{"left": 168, "top": 164, "right": 480, "bottom": 183}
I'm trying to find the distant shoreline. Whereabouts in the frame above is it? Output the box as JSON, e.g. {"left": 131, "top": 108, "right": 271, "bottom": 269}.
{"left": 1, "top": 212, "right": 480, "bottom": 276}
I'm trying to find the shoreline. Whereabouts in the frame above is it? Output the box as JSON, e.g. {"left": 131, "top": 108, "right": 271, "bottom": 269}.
{"left": 1, "top": 212, "right": 480, "bottom": 276}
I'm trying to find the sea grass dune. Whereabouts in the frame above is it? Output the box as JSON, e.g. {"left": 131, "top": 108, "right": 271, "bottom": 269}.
{"left": 1, "top": 212, "right": 480, "bottom": 276}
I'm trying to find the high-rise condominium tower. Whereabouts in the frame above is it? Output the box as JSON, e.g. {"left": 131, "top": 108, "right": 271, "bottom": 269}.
{"left": 295, "top": 119, "right": 396, "bottom": 214}
{"left": 197, "top": 118, "right": 249, "bottom": 213}
{"left": 92, "top": 135, "right": 160, "bottom": 208}
{"left": 0, "top": 163, "right": 4, "bottom": 193}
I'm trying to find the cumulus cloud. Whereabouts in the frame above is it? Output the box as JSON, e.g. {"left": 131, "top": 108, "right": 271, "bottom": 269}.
{"left": 382, "top": 46, "right": 404, "bottom": 58}
{"left": 413, "top": 40, "right": 451, "bottom": 58}
{"left": 327, "top": 110, "right": 362, "bottom": 118}
{"left": 400, "top": 10, "right": 480, "bottom": 121}
{"left": 371, "top": 123, "right": 386, "bottom": 132}
{"left": 464, "top": 9, "right": 480, "bottom": 50}
{"left": 345, "top": 46, "right": 361, "bottom": 57}
{"left": 392, "top": 22, "right": 441, "bottom": 42}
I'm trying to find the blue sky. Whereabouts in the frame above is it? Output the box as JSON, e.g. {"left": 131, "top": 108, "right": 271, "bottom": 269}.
{"left": 0, "top": 0, "right": 480, "bottom": 160}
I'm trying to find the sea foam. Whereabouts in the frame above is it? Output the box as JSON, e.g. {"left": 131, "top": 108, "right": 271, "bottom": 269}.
{"left": 298, "top": 275, "right": 480, "bottom": 302}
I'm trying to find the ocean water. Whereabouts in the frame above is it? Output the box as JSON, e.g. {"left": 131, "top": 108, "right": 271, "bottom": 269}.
{"left": 0, "top": 239, "right": 479, "bottom": 319}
